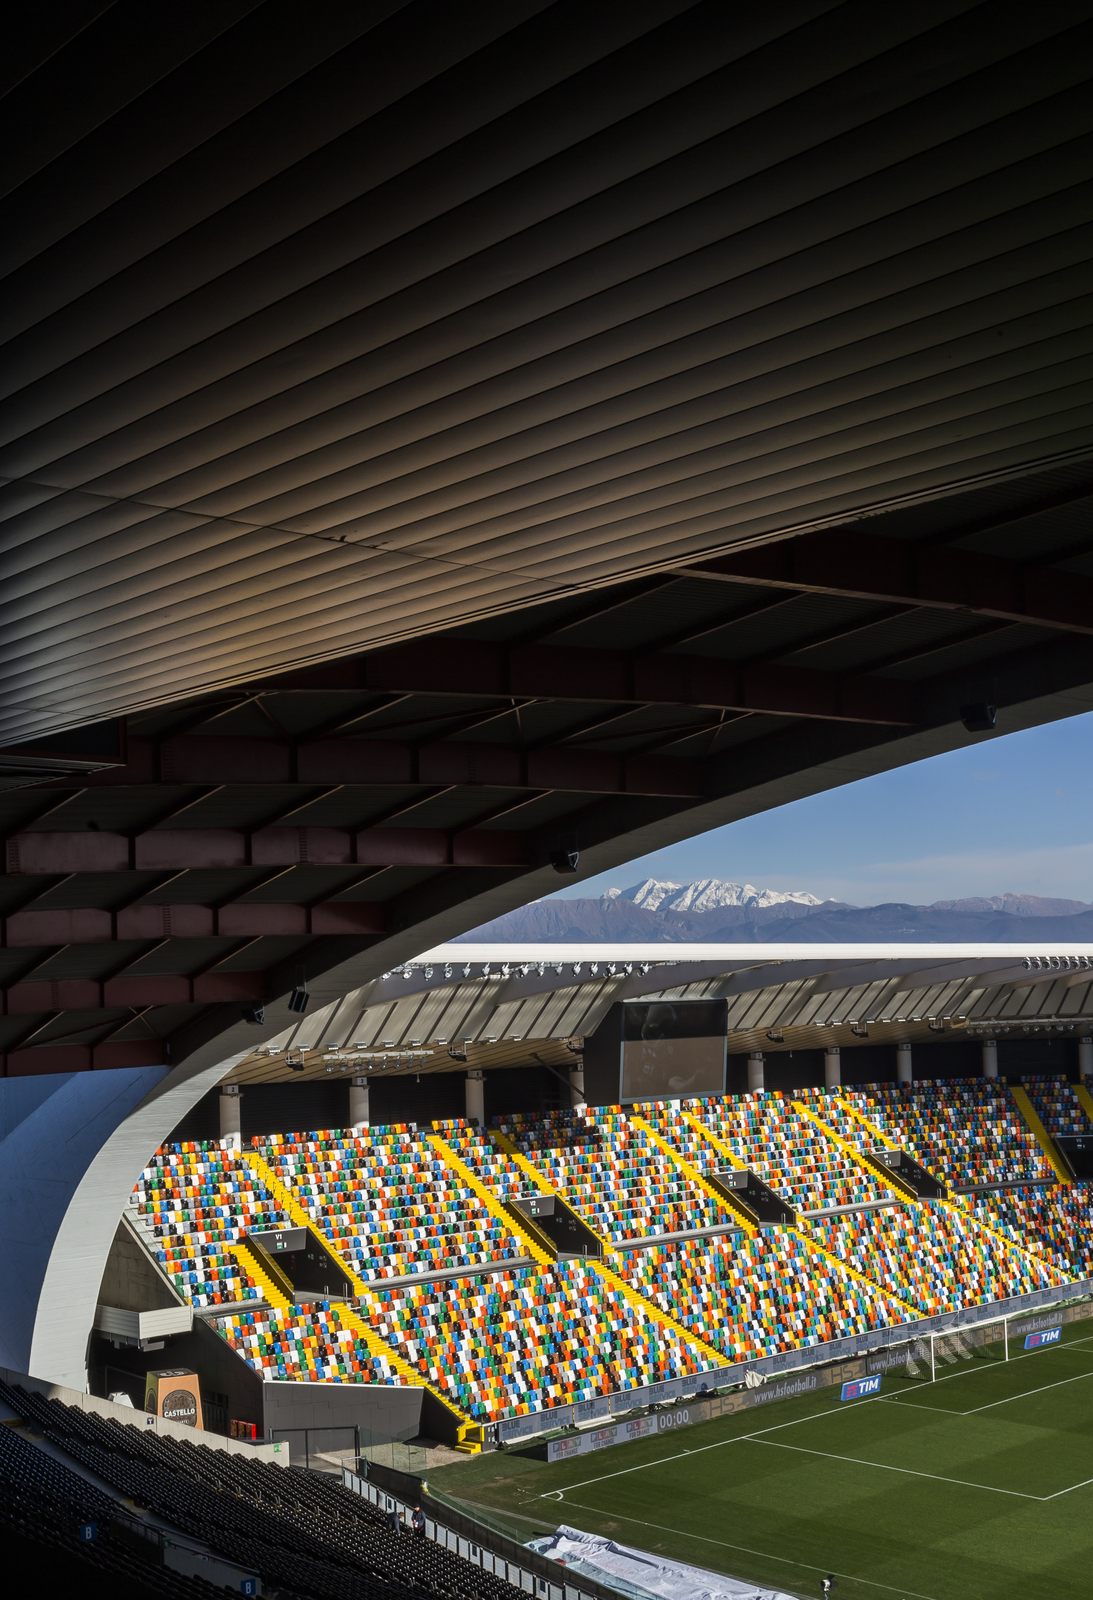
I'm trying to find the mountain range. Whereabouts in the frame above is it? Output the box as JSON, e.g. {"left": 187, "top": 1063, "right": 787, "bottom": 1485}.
{"left": 460, "top": 878, "right": 1093, "bottom": 943}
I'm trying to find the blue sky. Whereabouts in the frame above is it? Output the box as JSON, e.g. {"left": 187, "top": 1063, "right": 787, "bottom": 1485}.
{"left": 553, "top": 711, "right": 1093, "bottom": 907}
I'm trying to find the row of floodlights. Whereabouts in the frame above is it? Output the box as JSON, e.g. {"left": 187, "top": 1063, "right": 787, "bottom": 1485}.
{"left": 1023, "top": 955, "right": 1093, "bottom": 971}
{"left": 383, "top": 960, "right": 656, "bottom": 981}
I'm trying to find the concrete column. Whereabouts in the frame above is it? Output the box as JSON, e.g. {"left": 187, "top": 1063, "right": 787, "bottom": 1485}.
{"left": 896, "top": 1041, "right": 913, "bottom": 1085}
{"left": 465, "top": 1069, "right": 485, "bottom": 1126}
{"left": 219, "top": 1085, "right": 242, "bottom": 1150}
{"left": 823, "top": 1046, "right": 841, "bottom": 1090}
{"left": 349, "top": 1077, "right": 370, "bottom": 1134}
{"left": 746, "top": 1051, "right": 765, "bottom": 1092}
{"left": 568, "top": 1064, "right": 586, "bottom": 1111}
{"left": 981, "top": 1039, "right": 999, "bottom": 1080}
{"left": 1079, "top": 1037, "right": 1093, "bottom": 1081}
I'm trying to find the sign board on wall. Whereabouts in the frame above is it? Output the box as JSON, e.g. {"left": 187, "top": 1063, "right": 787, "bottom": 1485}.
{"left": 144, "top": 1368, "right": 204, "bottom": 1429}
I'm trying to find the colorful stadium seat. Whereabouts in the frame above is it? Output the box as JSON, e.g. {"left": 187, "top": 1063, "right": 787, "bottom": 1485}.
{"left": 497, "top": 1107, "right": 729, "bottom": 1241}
{"left": 842, "top": 1079, "right": 1055, "bottom": 1187}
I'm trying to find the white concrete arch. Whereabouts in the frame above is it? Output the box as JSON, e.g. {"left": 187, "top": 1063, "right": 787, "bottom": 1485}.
{"left": 0, "top": 1052, "right": 245, "bottom": 1390}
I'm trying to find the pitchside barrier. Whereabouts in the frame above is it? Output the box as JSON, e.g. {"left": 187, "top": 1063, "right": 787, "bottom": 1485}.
{"left": 343, "top": 1465, "right": 620, "bottom": 1600}
{"left": 491, "top": 1277, "right": 1093, "bottom": 1448}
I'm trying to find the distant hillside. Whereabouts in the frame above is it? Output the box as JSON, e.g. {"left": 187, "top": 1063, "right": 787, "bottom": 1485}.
{"left": 459, "top": 877, "right": 1093, "bottom": 943}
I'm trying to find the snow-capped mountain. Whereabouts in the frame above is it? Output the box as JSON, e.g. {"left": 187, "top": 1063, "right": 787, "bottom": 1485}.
{"left": 612, "top": 877, "right": 824, "bottom": 913}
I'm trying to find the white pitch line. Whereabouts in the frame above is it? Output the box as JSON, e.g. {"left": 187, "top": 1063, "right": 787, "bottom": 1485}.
{"left": 961, "top": 1366, "right": 1093, "bottom": 1414}
{"left": 539, "top": 1389, "right": 886, "bottom": 1498}
{"left": 1043, "top": 1471, "right": 1093, "bottom": 1500}
{"left": 561, "top": 1496, "right": 948, "bottom": 1600}
{"left": 750, "top": 1436, "right": 1042, "bottom": 1500}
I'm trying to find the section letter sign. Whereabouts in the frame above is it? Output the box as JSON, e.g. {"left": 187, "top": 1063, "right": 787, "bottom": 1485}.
{"left": 1024, "top": 1327, "right": 1062, "bottom": 1350}
{"left": 840, "top": 1375, "right": 882, "bottom": 1402}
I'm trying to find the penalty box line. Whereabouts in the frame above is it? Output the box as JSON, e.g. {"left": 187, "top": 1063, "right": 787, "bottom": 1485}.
{"left": 879, "top": 1341, "right": 1093, "bottom": 1416}
{"left": 538, "top": 1389, "right": 890, "bottom": 1499}
{"left": 540, "top": 1328, "right": 1093, "bottom": 1502}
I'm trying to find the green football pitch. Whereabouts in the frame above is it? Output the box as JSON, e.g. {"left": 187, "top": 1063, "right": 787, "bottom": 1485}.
{"left": 428, "top": 1323, "right": 1093, "bottom": 1600}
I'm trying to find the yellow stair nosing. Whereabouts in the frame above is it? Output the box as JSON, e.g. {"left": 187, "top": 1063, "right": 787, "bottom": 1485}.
{"left": 1010, "top": 1085, "right": 1072, "bottom": 1186}
{"left": 676, "top": 1109, "right": 765, "bottom": 1234}
{"left": 489, "top": 1127, "right": 617, "bottom": 1256}
{"left": 939, "top": 1194, "right": 1061, "bottom": 1280}
{"left": 792, "top": 1226, "right": 919, "bottom": 1320}
{"left": 792, "top": 1099, "right": 914, "bottom": 1202}
{"left": 589, "top": 1256, "right": 726, "bottom": 1373}
{"left": 227, "top": 1239, "right": 291, "bottom": 1312}
{"left": 242, "top": 1147, "right": 480, "bottom": 1441}
{"left": 1075, "top": 1080, "right": 1093, "bottom": 1130}
{"left": 428, "top": 1131, "right": 552, "bottom": 1267}
{"left": 630, "top": 1113, "right": 755, "bottom": 1236}
{"left": 835, "top": 1093, "right": 949, "bottom": 1194}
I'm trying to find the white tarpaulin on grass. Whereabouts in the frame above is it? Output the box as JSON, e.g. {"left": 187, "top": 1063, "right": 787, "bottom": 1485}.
{"left": 528, "top": 1524, "right": 800, "bottom": 1600}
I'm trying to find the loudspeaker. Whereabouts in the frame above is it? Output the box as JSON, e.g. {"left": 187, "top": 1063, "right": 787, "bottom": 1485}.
{"left": 960, "top": 702, "right": 997, "bottom": 733}
{"left": 550, "top": 846, "right": 580, "bottom": 874}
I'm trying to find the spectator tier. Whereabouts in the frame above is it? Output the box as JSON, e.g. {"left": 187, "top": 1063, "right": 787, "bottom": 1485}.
{"left": 617, "top": 1228, "right": 910, "bottom": 1363}
{"left": 643, "top": 1091, "right": 891, "bottom": 1212}
{"left": 497, "top": 1106, "right": 728, "bottom": 1241}
{"left": 842, "top": 1078, "right": 1054, "bottom": 1188}
{"left": 259, "top": 1124, "right": 526, "bottom": 1281}
{"left": 133, "top": 1142, "right": 291, "bottom": 1309}
{"left": 963, "top": 1183, "right": 1093, "bottom": 1281}
{"left": 1021, "top": 1075, "right": 1093, "bottom": 1139}
{"left": 217, "top": 1300, "right": 402, "bottom": 1384}
{"left": 806, "top": 1200, "right": 1063, "bottom": 1315}
{"left": 368, "top": 1260, "right": 713, "bottom": 1421}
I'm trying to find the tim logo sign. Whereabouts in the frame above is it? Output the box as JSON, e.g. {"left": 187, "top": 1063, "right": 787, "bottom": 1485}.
{"left": 841, "top": 1375, "right": 882, "bottom": 1402}
{"left": 1024, "top": 1328, "right": 1062, "bottom": 1350}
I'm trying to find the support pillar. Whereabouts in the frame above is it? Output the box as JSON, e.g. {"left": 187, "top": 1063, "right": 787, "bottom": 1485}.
{"left": 568, "top": 1064, "right": 586, "bottom": 1111}
{"left": 219, "top": 1084, "right": 242, "bottom": 1150}
{"left": 823, "top": 1046, "right": 841, "bottom": 1090}
{"left": 1080, "top": 1037, "right": 1093, "bottom": 1081}
{"left": 896, "top": 1041, "right": 913, "bottom": 1085}
{"left": 746, "top": 1051, "right": 765, "bottom": 1092}
{"left": 981, "top": 1039, "right": 999, "bottom": 1080}
{"left": 349, "top": 1077, "right": 370, "bottom": 1135}
{"left": 465, "top": 1069, "right": 485, "bottom": 1126}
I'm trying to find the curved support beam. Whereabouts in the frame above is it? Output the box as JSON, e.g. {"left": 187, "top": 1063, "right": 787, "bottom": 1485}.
{"left": 0, "top": 1053, "right": 241, "bottom": 1389}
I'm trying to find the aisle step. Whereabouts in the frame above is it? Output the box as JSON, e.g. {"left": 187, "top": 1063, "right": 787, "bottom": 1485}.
{"left": 427, "top": 1131, "right": 553, "bottom": 1267}
{"left": 588, "top": 1256, "right": 726, "bottom": 1372}
{"left": 228, "top": 1238, "right": 293, "bottom": 1311}
{"left": 1010, "top": 1085, "right": 1072, "bottom": 1185}
{"left": 793, "top": 1099, "right": 916, "bottom": 1202}
{"left": 630, "top": 1114, "right": 756, "bottom": 1236}
{"left": 489, "top": 1127, "right": 616, "bottom": 1255}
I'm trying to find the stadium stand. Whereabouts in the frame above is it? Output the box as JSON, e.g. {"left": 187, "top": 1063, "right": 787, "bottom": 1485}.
{"left": 805, "top": 1200, "right": 1064, "bottom": 1314}
{"left": 217, "top": 1300, "right": 402, "bottom": 1385}
{"left": 435, "top": 1118, "right": 544, "bottom": 1202}
{"left": 367, "top": 1258, "right": 713, "bottom": 1421}
{"left": 1021, "top": 1075, "right": 1093, "bottom": 1138}
{"left": 496, "top": 1106, "right": 729, "bottom": 1241}
{"left": 123, "top": 1091, "right": 1091, "bottom": 1439}
{"left": 258, "top": 1126, "right": 526, "bottom": 1281}
{"left": 133, "top": 1142, "right": 292, "bottom": 1308}
{"left": 841, "top": 1079, "right": 1056, "bottom": 1187}
{"left": 963, "top": 1184, "right": 1093, "bottom": 1280}
{"left": 644, "top": 1091, "right": 892, "bottom": 1211}
{"left": 617, "top": 1228, "right": 910, "bottom": 1361}
{"left": 2, "top": 1383, "right": 523, "bottom": 1600}
{"left": 0, "top": 1398, "right": 227, "bottom": 1599}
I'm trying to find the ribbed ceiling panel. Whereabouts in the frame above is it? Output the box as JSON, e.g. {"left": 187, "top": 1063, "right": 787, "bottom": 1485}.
{"left": 3, "top": 2, "right": 1093, "bottom": 740}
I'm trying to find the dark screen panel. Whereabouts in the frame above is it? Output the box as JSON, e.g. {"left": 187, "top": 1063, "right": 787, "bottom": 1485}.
{"left": 619, "top": 999, "right": 727, "bottom": 1102}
